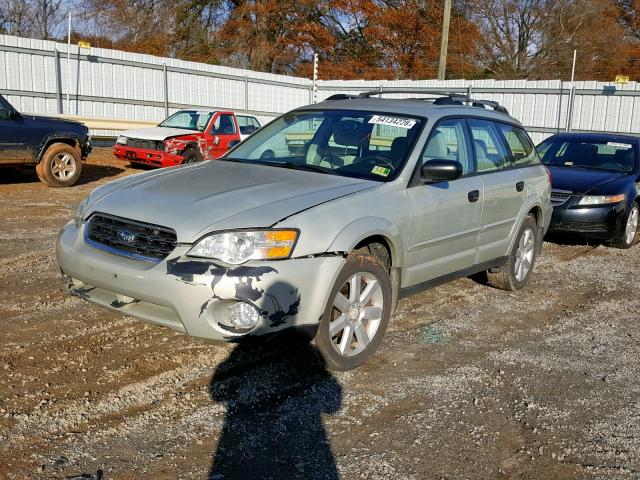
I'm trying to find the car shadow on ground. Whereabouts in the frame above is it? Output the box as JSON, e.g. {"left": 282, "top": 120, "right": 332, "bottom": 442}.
{"left": 208, "top": 339, "right": 342, "bottom": 480}
{"left": 0, "top": 163, "right": 123, "bottom": 186}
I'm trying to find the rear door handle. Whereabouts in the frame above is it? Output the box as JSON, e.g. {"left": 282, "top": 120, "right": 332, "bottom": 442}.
{"left": 516, "top": 181, "right": 525, "bottom": 192}
{"left": 468, "top": 190, "right": 480, "bottom": 203}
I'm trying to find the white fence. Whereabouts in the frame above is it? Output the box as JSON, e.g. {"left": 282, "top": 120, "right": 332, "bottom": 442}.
{"left": 2, "top": 34, "right": 640, "bottom": 143}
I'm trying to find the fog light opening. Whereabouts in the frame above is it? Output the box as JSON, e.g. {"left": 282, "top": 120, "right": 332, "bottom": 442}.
{"left": 225, "top": 302, "right": 260, "bottom": 332}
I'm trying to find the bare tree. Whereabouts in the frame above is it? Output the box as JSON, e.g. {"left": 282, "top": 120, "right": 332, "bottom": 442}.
{"left": 31, "top": 0, "right": 63, "bottom": 39}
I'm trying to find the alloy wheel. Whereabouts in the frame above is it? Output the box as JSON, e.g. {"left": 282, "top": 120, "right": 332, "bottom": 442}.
{"left": 514, "top": 227, "right": 535, "bottom": 282}
{"left": 625, "top": 206, "right": 639, "bottom": 246}
{"left": 51, "top": 153, "right": 77, "bottom": 180}
{"left": 329, "top": 272, "right": 384, "bottom": 357}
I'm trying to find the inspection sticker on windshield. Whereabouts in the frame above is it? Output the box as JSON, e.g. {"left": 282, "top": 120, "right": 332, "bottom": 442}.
{"left": 607, "top": 142, "right": 632, "bottom": 149}
{"left": 368, "top": 115, "right": 416, "bottom": 129}
{"left": 372, "top": 165, "right": 391, "bottom": 177}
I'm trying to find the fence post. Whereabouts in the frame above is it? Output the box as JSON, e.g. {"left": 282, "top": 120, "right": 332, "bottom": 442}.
{"left": 54, "top": 49, "right": 63, "bottom": 114}
{"left": 312, "top": 53, "right": 318, "bottom": 103}
{"left": 244, "top": 76, "right": 249, "bottom": 113}
{"left": 566, "top": 86, "right": 576, "bottom": 132}
{"left": 162, "top": 63, "right": 169, "bottom": 117}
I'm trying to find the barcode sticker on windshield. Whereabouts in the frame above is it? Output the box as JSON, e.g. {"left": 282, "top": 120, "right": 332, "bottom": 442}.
{"left": 368, "top": 115, "right": 416, "bottom": 129}
{"left": 607, "top": 142, "right": 632, "bottom": 149}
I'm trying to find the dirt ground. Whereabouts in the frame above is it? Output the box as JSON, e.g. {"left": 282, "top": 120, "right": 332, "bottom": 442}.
{"left": 1, "top": 149, "right": 639, "bottom": 480}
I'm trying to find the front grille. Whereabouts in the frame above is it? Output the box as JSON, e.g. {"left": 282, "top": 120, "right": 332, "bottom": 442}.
{"left": 86, "top": 213, "right": 177, "bottom": 261}
{"left": 551, "top": 189, "right": 573, "bottom": 206}
{"left": 126, "top": 138, "right": 164, "bottom": 151}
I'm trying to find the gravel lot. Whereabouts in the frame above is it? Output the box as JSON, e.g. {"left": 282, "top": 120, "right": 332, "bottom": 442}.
{"left": 1, "top": 149, "right": 639, "bottom": 480}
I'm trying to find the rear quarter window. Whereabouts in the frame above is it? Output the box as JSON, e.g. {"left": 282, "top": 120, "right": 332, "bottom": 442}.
{"left": 497, "top": 124, "right": 539, "bottom": 166}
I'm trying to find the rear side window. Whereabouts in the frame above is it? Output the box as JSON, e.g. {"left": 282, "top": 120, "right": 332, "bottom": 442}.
{"left": 497, "top": 124, "right": 538, "bottom": 166}
{"left": 468, "top": 119, "right": 511, "bottom": 172}
{"left": 237, "top": 115, "right": 260, "bottom": 135}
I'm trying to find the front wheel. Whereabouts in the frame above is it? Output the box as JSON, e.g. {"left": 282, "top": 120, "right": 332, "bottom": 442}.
{"left": 182, "top": 147, "right": 203, "bottom": 164}
{"left": 35, "top": 143, "right": 82, "bottom": 187}
{"left": 610, "top": 201, "right": 639, "bottom": 249}
{"left": 486, "top": 214, "right": 539, "bottom": 291}
{"left": 315, "top": 252, "right": 392, "bottom": 371}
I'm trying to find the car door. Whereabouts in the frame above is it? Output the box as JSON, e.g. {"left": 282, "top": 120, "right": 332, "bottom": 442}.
{"left": 0, "top": 99, "right": 27, "bottom": 164}
{"left": 468, "top": 119, "right": 527, "bottom": 264}
{"left": 209, "top": 113, "right": 240, "bottom": 158}
{"left": 404, "top": 118, "right": 483, "bottom": 287}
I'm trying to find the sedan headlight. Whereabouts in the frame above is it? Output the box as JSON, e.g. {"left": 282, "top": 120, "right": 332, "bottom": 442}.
{"left": 116, "top": 135, "right": 127, "bottom": 145}
{"left": 187, "top": 230, "right": 299, "bottom": 264}
{"left": 578, "top": 194, "right": 625, "bottom": 206}
{"left": 74, "top": 198, "right": 88, "bottom": 227}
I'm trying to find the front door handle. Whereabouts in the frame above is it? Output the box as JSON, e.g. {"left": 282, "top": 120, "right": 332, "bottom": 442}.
{"left": 468, "top": 190, "right": 480, "bottom": 203}
{"left": 516, "top": 181, "right": 525, "bottom": 192}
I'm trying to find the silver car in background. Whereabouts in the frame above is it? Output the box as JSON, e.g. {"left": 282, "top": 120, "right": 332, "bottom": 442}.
{"left": 57, "top": 92, "right": 552, "bottom": 370}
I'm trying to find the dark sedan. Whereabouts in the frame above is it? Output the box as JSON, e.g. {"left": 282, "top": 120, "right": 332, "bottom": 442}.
{"left": 537, "top": 133, "right": 639, "bottom": 248}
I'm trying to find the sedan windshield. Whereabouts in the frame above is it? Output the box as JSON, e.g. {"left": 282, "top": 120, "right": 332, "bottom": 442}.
{"left": 538, "top": 138, "right": 637, "bottom": 173}
{"left": 224, "top": 109, "right": 424, "bottom": 182}
{"left": 159, "top": 110, "right": 214, "bottom": 132}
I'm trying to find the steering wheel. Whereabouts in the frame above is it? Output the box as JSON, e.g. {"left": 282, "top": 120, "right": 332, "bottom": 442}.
{"left": 260, "top": 149, "right": 275, "bottom": 160}
{"left": 358, "top": 153, "right": 396, "bottom": 171}
{"left": 317, "top": 153, "right": 342, "bottom": 169}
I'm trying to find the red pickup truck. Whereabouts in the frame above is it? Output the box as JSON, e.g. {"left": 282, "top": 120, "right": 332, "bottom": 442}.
{"left": 113, "top": 109, "right": 261, "bottom": 168}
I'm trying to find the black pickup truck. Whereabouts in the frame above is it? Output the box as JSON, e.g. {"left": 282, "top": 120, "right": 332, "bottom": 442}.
{"left": 0, "top": 95, "right": 91, "bottom": 187}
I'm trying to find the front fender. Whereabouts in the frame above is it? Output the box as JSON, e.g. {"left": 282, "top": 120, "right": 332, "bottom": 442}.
{"left": 36, "top": 133, "right": 83, "bottom": 162}
{"left": 327, "top": 216, "right": 405, "bottom": 267}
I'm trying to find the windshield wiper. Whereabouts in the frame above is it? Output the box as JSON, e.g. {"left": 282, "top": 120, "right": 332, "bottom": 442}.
{"left": 262, "top": 161, "right": 340, "bottom": 175}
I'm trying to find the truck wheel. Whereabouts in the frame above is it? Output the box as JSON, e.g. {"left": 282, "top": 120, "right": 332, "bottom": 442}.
{"left": 182, "top": 147, "right": 203, "bottom": 164}
{"left": 36, "top": 143, "right": 82, "bottom": 187}
{"left": 610, "top": 202, "right": 638, "bottom": 249}
{"left": 486, "top": 214, "right": 539, "bottom": 291}
{"left": 315, "top": 251, "right": 392, "bottom": 371}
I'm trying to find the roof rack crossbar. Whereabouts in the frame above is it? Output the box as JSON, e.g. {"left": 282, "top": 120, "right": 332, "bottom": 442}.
{"left": 324, "top": 88, "right": 510, "bottom": 115}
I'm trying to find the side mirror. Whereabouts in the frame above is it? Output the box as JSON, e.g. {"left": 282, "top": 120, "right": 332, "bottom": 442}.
{"left": 421, "top": 159, "right": 463, "bottom": 183}
{"left": 0, "top": 108, "right": 16, "bottom": 120}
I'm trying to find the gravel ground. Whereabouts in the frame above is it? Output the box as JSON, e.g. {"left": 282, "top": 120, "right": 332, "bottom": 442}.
{"left": 1, "top": 149, "right": 639, "bottom": 480}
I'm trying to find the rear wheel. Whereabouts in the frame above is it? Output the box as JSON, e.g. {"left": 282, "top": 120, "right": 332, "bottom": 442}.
{"left": 35, "top": 143, "right": 82, "bottom": 187}
{"left": 486, "top": 214, "right": 539, "bottom": 291}
{"left": 182, "top": 147, "right": 203, "bottom": 164}
{"left": 610, "top": 201, "right": 639, "bottom": 249}
{"left": 316, "top": 251, "right": 392, "bottom": 371}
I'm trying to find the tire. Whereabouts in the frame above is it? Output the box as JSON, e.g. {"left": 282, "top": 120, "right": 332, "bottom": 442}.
{"left": 315, "top": 251, "right": 392, "bottom": 371}
{"left": 610, "top": 201, "right": 639, "bottom": 249}
{"left": 35, "top": 143, "right": 82, "bottom": 187}
{"left": 182, "top": 147, "right": 203, "bottom": 164}
{"left": 486, "top": 214, "right": 539, "bottom": 291}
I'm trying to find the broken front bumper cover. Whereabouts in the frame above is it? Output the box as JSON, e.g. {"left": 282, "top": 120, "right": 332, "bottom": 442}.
{"left": 56, "top": 221, "right": 345, "bottom": 341}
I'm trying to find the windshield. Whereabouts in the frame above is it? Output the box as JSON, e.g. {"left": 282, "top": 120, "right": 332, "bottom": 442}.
{"left": 538, "top": 138, "right": 637, "bottom": 173}
{"left": 224, "top": 109, "right": 424, "bottom": 182}
{"left": 159, "top": 110, "right": 215, "bottom": 132}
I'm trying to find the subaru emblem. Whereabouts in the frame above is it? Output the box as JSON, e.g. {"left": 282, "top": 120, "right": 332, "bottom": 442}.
{"left": 117, "top": 229, "right": 136, "bottom": 243}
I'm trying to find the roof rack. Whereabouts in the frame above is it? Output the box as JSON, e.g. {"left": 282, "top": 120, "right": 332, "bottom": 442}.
{"left": 325, "top": 89, "right": 510, "bottom": 115}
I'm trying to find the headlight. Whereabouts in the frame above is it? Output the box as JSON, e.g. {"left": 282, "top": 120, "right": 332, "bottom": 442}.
{"left": 187, "top": 230, "right": 299, "bottom": 264}
{"left": 578, "top": 194, "right": 625, "bottom": 206}
{"left": 116, "top": 135, "right": 127, "bottom": 145}
{"left": 74, "top": 198, "right": 88, "bottom": 227}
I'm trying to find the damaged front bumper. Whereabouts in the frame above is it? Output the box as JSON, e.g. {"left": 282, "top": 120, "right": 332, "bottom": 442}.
{"left": 113, "top": 145, "right": 184, "bottom": 168}
{"left": 56, "top": 221, "right": 345, "bottom": 341}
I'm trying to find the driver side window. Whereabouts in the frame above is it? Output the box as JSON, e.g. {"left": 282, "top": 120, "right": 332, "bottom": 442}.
{"left": 422, "top": 119, "right": 471, "bottom": 174}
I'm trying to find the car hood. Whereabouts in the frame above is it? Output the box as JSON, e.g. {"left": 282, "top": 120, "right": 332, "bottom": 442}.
{"left": 24, "top": 114, "right": 86, "bottom": 130}
{"left": 85, "top": 161, "right": 376, "bottom": 242}
{"left": 548, "top": 166, "right": 629, "bottom": 195}
{"left": 121, "top": 127, "right": 197, "bottom": 141}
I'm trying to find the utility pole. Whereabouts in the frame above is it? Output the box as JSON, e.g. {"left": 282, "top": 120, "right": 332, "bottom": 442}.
{"left": 437, "top": 0, "right": 452, "bottom": 81}
{"left": 66, "top": 11, "right": 71, "bottom": 114}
